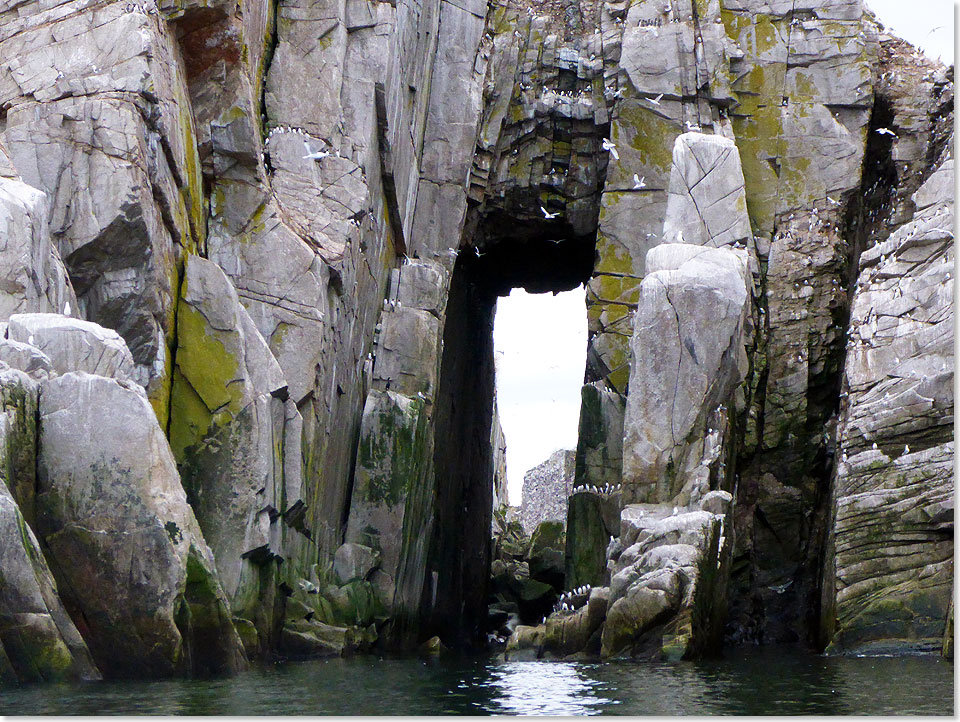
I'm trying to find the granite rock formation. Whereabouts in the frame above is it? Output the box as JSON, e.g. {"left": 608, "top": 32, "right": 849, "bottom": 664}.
{"left": 0, "top": 0, "right": 952, "bottom": 681}
{"left": 520, "top": 448, "right": 576, "bottom": 534}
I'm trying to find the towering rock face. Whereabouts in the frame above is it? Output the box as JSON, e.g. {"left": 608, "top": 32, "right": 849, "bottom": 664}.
{"left": 824, "top": 143, "right": 954, "bottom": 656}
{"left": 0, "top": 0, "right": 952, "bottom": 678}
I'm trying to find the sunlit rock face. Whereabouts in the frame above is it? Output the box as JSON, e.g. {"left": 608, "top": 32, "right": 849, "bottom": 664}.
{"left": 0, "top": 0, "right": 952, "bottom": 677}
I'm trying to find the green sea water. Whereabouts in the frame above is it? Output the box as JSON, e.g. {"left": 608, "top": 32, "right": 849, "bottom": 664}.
{"left": 0, "top": 647, "right": 953, "bottom": 715}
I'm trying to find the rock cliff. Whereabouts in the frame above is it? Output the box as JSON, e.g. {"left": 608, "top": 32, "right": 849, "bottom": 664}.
{"left": 0, "top": 0, "right": 952, "bottom": 682}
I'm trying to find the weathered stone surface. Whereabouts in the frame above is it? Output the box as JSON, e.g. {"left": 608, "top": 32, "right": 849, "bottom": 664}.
{"left": 662, "top": 133, "right": 752, "bottom": 250}
{"left": 334, "top": 543, "right": 381, "bottom": 584}
{"left": 345, "top": 390, "right": 431, "bottom": 604}
{"left": 574, "top": 382, "right": 624, "bottom": 491}
{"left": 826, "top": 149, "right": 954, "bottom": 655}
{"left": 0, "top": 369, "right": 39, "bottom": 527}
{"left": 37, "top": 372, "right": 246, "bottom": 678}
{"left": 520, "top": 449, "right": 575, "bottom": 535}
{"left": 601, "top": 506, "right": 729, "bottom": 659}
{"left": 7, "top": 314, "right": 136, "bottom": 382}
{"left": 0, "top": 340, "right": 54, "bottom": 381}
{"left": 0, "top": 179, "right": 75, "bottom": 321}
{"left": 1, "top": 0, "right": 204, "bottom": 410}
{"left": 0, "top": 0, "right": 949, "bottom": 672}
{"left": 565, "top": 492, "right": 609, "bottom": 590}
{"left": 543, "top": 586, "right": 609, "bottom": 658}
{"left": 0, "top": 478, "right": 99, "bottom": 685}
{"left": 622, "top": 245, "right": 751, "bottom": 504}
{"left": 168, "top": 255, "right": 301, "bottom": 637}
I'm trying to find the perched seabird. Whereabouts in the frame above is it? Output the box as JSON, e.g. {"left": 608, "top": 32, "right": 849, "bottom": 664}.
{"left": 64, "top": 301, "right": 71, "bottom": 316}
{"left": 601, "top": 138, "right": 619, "bottom": 160}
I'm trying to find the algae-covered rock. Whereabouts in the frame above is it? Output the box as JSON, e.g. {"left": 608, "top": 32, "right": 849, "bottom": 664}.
{"left": 168, "top": 255, "right": 300, "bottom": 646}
{"left": 565, "top": 493, "right": 608, "bottom": 590}
{"left": 36, "top": 371, "right": 246, "bottom": 678}
{"left": 504, "top": 624, "right": 545, "bottom": 661}
{"left": 574, "top": 382, "right": 624, "bottom": 492}
{"left": 0, "top": 368, "right": 39, "bottom": 526}
{"left": 345, "top": 390, "right": 431, "bottom": 597}
{"left": 0, "top": 479, "right": 100, "bottom": 685}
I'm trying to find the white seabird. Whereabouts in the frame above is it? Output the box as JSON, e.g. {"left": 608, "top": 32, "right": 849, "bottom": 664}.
{"left": 601, "top": 138, "right": 619, "bottom": 160}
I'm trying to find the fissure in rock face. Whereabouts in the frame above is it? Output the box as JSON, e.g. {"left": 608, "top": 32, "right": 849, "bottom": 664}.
{"left": 0, "top": 0, "right": 952, "bottom": 683}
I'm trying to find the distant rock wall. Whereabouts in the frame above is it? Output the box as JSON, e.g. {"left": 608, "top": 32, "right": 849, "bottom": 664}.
{"left": 521, "top": 449, "right": 576, "bottom": 534}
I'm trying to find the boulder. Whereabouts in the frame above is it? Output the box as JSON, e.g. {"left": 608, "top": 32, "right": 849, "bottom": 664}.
{"left": 0, "top": 178, "right": 76, "bottom": 321}
{"left": 0, "top": 339, "right": 54, "bottom": 380}
{"left": 0, "top": 479, "right": 100, "bottom": 685}
{"left": 36, "top": 372, "right": 246, "bottom": 678}
{"left": 7, "top": 314, "right": 135, "bottom": 382}
{"left": 543, "top": 586, "right": 609, "bottom": 658}
{"left": 662, "top": 133, "right": 752, "bottom": 250}
{"left": 600, "top": 506, "right": 729, "bottom": 659}
{"left": 622, "top": 244, "right": 751, "bottom": 504}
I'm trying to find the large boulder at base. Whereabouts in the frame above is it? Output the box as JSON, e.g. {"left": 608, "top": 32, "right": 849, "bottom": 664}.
{"left": 0, "top": 478, "right": 100, "bottom": 685}
{"left": 601, "top": 507, "right": 730, "bottom": 660}
{"left": 7, "top": 313, "right": 135, "bottom": 382}
{"left": 36, "top": 372, "right": 246, "bottom": 678}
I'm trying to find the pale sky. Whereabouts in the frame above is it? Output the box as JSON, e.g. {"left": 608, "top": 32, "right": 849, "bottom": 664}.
{"left": 492, "top": 2, "right": 954, "bottom": 507}
{"left": 493, "top": 287, "right": 587, "bottom": 505}
{"left": 867, "top": 0, "right": 954, "bottom": 63}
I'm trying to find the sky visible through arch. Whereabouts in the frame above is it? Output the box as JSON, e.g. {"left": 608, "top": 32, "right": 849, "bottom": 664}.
{"left": 492, "top": 2, "right": 954, "bottom": 507}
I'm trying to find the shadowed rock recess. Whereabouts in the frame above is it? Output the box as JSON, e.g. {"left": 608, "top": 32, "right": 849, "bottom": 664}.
{"left": 0, "top": 0, "right": 952, "bottom": 682}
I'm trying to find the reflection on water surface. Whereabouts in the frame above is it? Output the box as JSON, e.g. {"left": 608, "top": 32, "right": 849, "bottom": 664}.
{"left": 0, "top": 647, "right": 952, "bottom": 715}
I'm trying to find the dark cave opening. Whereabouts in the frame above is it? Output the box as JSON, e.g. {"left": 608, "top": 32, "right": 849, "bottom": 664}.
{"left": 424, "top": 220, "right": 596, "bottom": 649}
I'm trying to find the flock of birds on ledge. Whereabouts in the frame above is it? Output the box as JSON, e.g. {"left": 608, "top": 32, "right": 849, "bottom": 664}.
{"left": 570, "top": 482, "right": 622, "bottom": 496}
